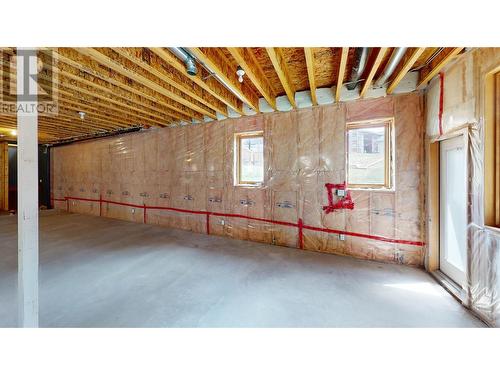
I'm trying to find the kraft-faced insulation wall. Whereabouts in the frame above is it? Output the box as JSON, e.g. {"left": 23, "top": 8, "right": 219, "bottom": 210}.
{"left": 425, "top": 47, "right": 500, "bottom": 326}
{"left": 51, "top": 92, "right": 425, "bottom": 267}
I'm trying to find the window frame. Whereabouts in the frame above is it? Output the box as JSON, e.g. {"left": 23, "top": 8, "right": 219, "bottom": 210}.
{"left": 234, "top": 131, "right": 264, "bottom": 186}
{"left": 346, "top": 118, "right": 394, "bottom": 190}
{"left": 484, "top": 67, "right": 500, "bottom": 228}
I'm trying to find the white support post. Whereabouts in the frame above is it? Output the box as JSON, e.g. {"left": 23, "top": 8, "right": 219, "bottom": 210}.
{"left": 17, "top": 47, "right": 39, "bottom": 327}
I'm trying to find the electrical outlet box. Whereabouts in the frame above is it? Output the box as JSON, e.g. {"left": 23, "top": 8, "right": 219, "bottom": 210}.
{"left": 337, "top": 189, "right": 346, "bottom": 197}
{"left": 220, "top": 219, "right": 225, "bottom": 225}
{"left": 339, "top": 234, "right": 345, "bottom": 241}
{"left": 131, "top": 208, "right": 135, "bottom": 214}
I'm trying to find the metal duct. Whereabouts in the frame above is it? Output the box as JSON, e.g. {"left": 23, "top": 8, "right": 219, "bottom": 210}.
{"left": 346, "top": 47, "right": 370, "bottom": 90}
{"left": 184, "top": 48, "right": 248, "bottom": 105}
{"left": 169, "top": 47, "right": 197, "bottom": 76}
{"left": 374, "top": 47, "right": 408, "bottom": 87}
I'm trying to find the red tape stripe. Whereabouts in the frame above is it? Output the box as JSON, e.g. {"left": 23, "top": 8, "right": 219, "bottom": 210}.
{"left": 438, "top": 72, "right": 444, "bottom": 136}
{"left": 58, "top": 196, "right": 424, "bottom": 248}
{"left": 302, "top": 224, "right": 424, "bottom": 247}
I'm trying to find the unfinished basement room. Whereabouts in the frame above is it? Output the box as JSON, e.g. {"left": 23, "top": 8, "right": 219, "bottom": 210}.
{"left": 3, "top": 2, "right": 500, "bottom": 373}
{"left": 2, "top": 45, "right": 498, "bottom": 331}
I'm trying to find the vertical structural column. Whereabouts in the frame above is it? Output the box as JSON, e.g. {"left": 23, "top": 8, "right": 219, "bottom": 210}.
{"left": 17, "top": 47, "right": 39, "bottom": 328}
{"left": 0, "top": 141, "right": 8, "bottom": 211}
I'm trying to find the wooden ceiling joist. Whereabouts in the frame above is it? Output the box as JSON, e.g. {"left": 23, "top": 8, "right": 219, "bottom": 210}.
{"left": 4, "top": 74, "right": 160, "bottom": 134}
{"left": 48, "top": 52, "right": 190, "bottom": 121}
{"left": 1, "top": 113, "right": 113, "bottom": 138}
{"left": 150, "top": 48, "right": 243, "bottom": 115}
{"left": 227, "top": 48, "right": 277, "bottom": 110}
{"left": 386, "top": 48, "right": 425, "bottom": 94}
{"left": 0, "top": 118, "right": 81, "bottom": 139}
{"left": 335, "top": 47, "right": 349, "bottom": 102}
{"left": 0, "top": 90, "right": 121, "bottom": 134}
{"left": 265, "top": 47, "right": 296, "bottom": 108}
{"left": 37, "top": 77, "right": 170, "bottom": 127}
{"left": 54, "top": 61, "right": 187, "bottom": 123}
{"left": 360, "top": 48, "right": 389, "bottom": 98}
{"left": 189, "top": 48, "right": 260, "bottom": 112}
{"left": 75, "top": 48, "right": 216, "bottom": 120}
{"left": 416, "top": 48, "right": 464, "bottom": 89}
{"left": 112, "top": 48, "right": 228, "bottom": 117}
{"left": 303, "top": 48, "right": 318, "bottom": 105}
{"left": 51, "top": 74, "right": 175, "bottom": 124}
{"left": 36, "top": 52, "right": 181, "bottom": 123}
{"left": 55, "top": 49, "right": 200, "bottom": 122}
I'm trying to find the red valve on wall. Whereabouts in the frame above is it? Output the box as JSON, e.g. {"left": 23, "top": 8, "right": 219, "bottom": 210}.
{"left": 322, "top": 182, "right": 354, "bottom": 214}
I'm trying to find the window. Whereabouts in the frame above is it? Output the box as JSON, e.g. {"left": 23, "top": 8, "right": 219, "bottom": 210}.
{"left": 346, "top": 118, "right": 393, "bottom": 189}
{"left": 235, "top": 132, "right": 264, "bottom": 185}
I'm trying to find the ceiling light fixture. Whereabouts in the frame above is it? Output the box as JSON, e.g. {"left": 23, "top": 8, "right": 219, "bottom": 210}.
{"left": 10, "top": 130, "right": 17, "bottom": 136}
{"left": 236, "top": 65, "right": 245, "bottom": 83}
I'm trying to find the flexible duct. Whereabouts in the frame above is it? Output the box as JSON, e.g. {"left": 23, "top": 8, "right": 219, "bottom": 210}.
{"left": 168, "top": 47, "right": 197, "bottom": 76}
{"left": 374, "top": 47, "right": 408, "bottom": 87}
{"left": 346, "top": 47, "right": 370, "bottom": 90}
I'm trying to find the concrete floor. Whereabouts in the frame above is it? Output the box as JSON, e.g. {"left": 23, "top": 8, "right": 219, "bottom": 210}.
{"left": 0, "top": 211, "right": 485, "bottom": 327}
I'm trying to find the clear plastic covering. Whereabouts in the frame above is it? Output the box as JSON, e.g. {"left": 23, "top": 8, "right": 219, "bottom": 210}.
{"left": 425, "top": 48, "right": 500, "bottom": 327}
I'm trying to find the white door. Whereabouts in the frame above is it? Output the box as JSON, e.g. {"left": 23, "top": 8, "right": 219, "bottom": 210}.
{"left": 440, "top": 135, "right": 467, "bottom": 287}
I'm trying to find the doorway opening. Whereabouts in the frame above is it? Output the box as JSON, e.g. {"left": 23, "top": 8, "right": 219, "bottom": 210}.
{"left": 439, "top": 135, "right": 467, "bottom": 288}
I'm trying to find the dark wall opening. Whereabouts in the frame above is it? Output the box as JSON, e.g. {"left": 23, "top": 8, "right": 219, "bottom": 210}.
{"left": 7, "top": 144, "right": 51, "bottom": 212}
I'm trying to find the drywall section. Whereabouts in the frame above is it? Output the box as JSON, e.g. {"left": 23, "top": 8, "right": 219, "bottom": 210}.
{"left": 51, "top": 93, "right": 425, "bottom": 267}
{"left": 426, "top": 47, "right": 500, "bottom": 326}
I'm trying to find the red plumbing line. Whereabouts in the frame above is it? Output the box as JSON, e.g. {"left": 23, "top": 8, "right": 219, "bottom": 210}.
{"left": 301, "top": 224, "right": 424, "bottom": 247}
{"left": 438, "top": 72, "right": 444, "bottom": 136}
{"left": 58, "top": 195, "right": 425, "bottom": 248}
{"left": 206, "top": 213, "right": 211, "bottom": 235}
{"left": 298, "top": 218, "right": 304, "bottom": 249}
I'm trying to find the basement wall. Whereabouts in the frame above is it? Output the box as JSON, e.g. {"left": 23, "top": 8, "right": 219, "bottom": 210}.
{"left": 425, "top": 47, "right": 500, "bottom": 326}
{"left": 51, "top": 92, "right": 425, "bottom": 266}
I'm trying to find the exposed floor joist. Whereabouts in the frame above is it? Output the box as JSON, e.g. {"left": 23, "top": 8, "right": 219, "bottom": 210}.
{"left": 150, "top": 48, "right": 243, "bottom": 115}
{"left": 416, "top": 48, "right": 464, "bottom": 89}
{"left": 303, "top": 48, "right": 317, "bottom": 105}
{"left": 227, "top": 48, "right": 277, "bottom": 110}
{"left": 265, "top": 47, "right": 296, "bottom": 108}
{"left": 336, "top": 47, "right": 349, "bottom": 102}
{"left": 190, "top": 48, "right": 260, "bottom": 112}
{"left": 387, "top": 48, "right": 425, "bottom": 94}
{"left": 360, "top": 48, "right": 389, "bottom": 98}
{"left": 112, "top": 48, "right": 228, "bottom": 117}
{"left": 75, "top": 48, "right": 216, "bottom": 120}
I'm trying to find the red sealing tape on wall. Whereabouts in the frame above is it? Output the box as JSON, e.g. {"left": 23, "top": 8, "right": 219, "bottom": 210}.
{"left": 322, "top": 182, "right": 354, "bottom": 214}
{"left": 56, "top": 195, "right": 424, "bottom": 248}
